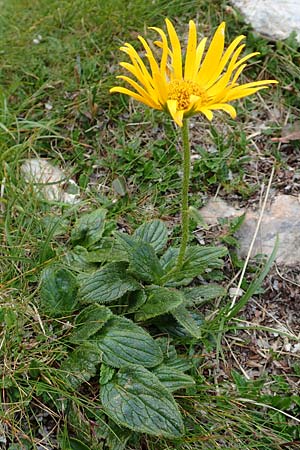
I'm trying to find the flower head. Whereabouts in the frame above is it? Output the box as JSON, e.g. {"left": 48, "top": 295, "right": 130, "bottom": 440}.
{"left": 110, "top": 19, "right": 277, "bottom": 127}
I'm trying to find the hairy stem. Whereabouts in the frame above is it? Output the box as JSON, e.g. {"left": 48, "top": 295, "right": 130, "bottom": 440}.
{"left": 176, "top": 118, "right": 191, "bottom": 270}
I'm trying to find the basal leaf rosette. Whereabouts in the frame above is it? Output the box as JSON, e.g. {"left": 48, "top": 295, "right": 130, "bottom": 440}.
{"left": 110, "top": 19, "right": 277, "bottom": 127}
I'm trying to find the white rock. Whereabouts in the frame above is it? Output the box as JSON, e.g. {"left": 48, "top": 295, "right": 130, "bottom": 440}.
{"left": 199, "top": 198, "right": 244, "bottom": 226}
{"left": 291, "top": 343, "right": 300, "bottom": 353}
{"left": 200, "top": 194, "right": 300, "bottom": 265}
{"left": 229, "top": 287, "right": 244, "bottom": 297}
{"left": 231, "top": 0, "right": 300, "bottom": 42}
{"left": 21, "top": 158, "right": 80, "bottom": 204}
{"left": 237, "top": 194, "right": 300, "bottom": 265}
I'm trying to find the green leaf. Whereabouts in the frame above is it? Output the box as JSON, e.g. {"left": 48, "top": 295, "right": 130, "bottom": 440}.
{"left": 179, "top": 246, "right": 227, "bottom": 279}
{"left": 160, "top": 246, "right": 179, "bottom": 272}
{"left": 117, "top": 233, "right": 164, "bottom": 283}
{"left": 67, "top": 438, "right": 90, "bottom": 450}
{"left": 71, "top": 208, "right": 107, "bottom": 248}
{"left": 156, "top": 312, "right": 203, "bottom": 339}
{"left": 99, "top": 363, "right": 115, "bottom": 386}
{"left": 95, "top": 316, "right": 163, "bottom": 368}
{"left": 133, "top": 220, "right": 168, "bottom": 252}
{"left": 156, "top": 337, "right": 192, "bottom": 372}
{"left": 78, "top": 262, "right": 140, "bottom": 304}
{"left": 163, "top": 356, "right": 192, "bottom": 372}
{"left": 160, "top": 247, "right": 194, "bottom": 286}
{"left": 63, "top": 404, "right": 93, "bottom": 444}
{"left": 184, "top": 284, "right": 226, "bottom": 306}
{"left": 152, "top": 365, "right": 195, "bottom": 392}
{"left": 101, "top": 365, "right": 184, "bottom": 437}
{"left": 40, "top": 266, "right": 78, "bottom": 316}
{"left": 70, "top": 305, "right": 112, "bottom": 344}
{"left": 60, "top": 342, "right": 102, "bottom": 389}
{"left": 171, "top": 305, "right": 203, "bottom": 338}
{"left": 95, "top": 419, "right": 133, "bottom": 450}
{"left": 0, "top": 307, "right": 17, "bottom": 329}
{"left": 135, "top": 286, "right": 184, "bottom": 321}
{"left": 162, "top": 246, "right": 227, "bottom": 286}
{"left": 127, "top": 289, "right": 147, "bottom": 313}
{"left": 112, "top": 176, "right": 127, "bottom": 196}
{"left": 63, "top": 246, "right": 94, "bottom": 270}
{"left": 128, "top": 241, "right": 164, "bottom": 283}
{"left": 188, "top": 206, "right": 208, "bottom": 228}
{"left": 156, "top": 337, "right": 177, "bottom": 360}
{"left": 87, "top": 237, "right": 128, "bottom": 264}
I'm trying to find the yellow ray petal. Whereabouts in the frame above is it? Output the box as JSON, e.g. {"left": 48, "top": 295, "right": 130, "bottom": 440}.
{"left": 184, "top": 20, "right": 197, "bottom": 80}
{"left": 196, "top": 22, "right": 225, "bottom": 86}
{"left": 152, "top": 71, "right": 168, "bottom": 104}
{"left": 230, "top": 63, "right": 247, "bottom": 85}
{"left": 219, "top": 34, "right": 245, "bottom": 68}
{"left": 204, "top": 35, "right": 245, "bottom": 89}
{"left": 225, "top": 86, "right": 268, "bottom": 101}
{"left": 110, "top": 86, "right": 159, "bottom": 108}
{"left": 150, "top": 26, "right": 170, "bottom": 76}
{"left": 235, "top": 79, "right": 278, "bottom": 90}
{"left": 116, "top": 75, "right": 160, "bottom": 106}
{"left": 200, "top": 108, "right": 214, "bottom": 121}
{"left": 232, "top": 52, "right": 260, "bottom": 73}
{"left": 194, "top": 37, "right": 207, "bottom": 78}
{"left": 203, "top": 44, "right": 246, "bottom": 95}
{"left": 166, "top": 99, "right": 184, "bottom": 126}
{"left": 120, "top": 43, "right": 154, "bottom": 87}
{"left": 165, "top": 18, "right": 182, "bottom": 79}
{"left": 120, "top": 62, "right": 155, "bottom": 95}
{"left": 205, "top": 103, "right": 237, "bottom": 118}
{"left": 138, "top": 35, "right": 161, "bottom": 79}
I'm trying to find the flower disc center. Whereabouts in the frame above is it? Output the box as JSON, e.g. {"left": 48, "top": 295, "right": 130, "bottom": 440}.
{"left": 168, "top": 80, "right": 206, "bottom": 110}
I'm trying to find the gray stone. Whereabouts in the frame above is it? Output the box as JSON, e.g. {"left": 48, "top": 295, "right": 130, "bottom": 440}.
{"left": 237, "top": 194, "right": 300, "bottom": 265}
{"left": 231, "top": 0, "right": 300, "bottom": 43}
{"left": 199, "top": 195, "right": 300, "bottom": 265}
{"left": 21, "top": 158, "right": 80, "bottom": 204}
{"left": 199, "top": 198, "right": 244, "bottom": 226}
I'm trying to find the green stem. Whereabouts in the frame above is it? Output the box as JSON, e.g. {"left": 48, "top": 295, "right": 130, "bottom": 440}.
{"left": 176, "top": 118, "right": 191, "bottom": 270}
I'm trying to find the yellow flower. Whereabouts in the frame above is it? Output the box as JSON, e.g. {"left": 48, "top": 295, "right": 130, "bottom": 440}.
{"left": 110, "top": 19, "right": 278, "bottom": 127}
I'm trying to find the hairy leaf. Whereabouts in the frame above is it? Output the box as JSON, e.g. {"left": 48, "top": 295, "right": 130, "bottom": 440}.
{"left": 184, "top": 284, "right": 226, "bottom": 306}
{"left": 40, "top": 266, "right": 78, "bottom": 316}
{"left": 95, "top": 316, "right": 163, "bottom": 368}
{"left": 152, "top": 365, "right": 195, "bottom": 392}
{"left": 117, "top": 233, "right": 164, "bottom": 283}
{"left": 171, "top": 305, "right": 203, "bottom": 338}
{"left": 163, "top": 246, "right": 227, "bottom": 286}
{"left": 94, "top": 419, "right": 133, "bottom": 450}
{"left": 128, "top": 241, "right": 164, "bottom": 283}
{"left": 135, "top": 286, "right": 183, "bottom": 321}
{"left": 127, "top": 289, "right": 147, "bottom": 313}
{"left": 181, "top": 246, "right": 227, "bottom": 278}
{"left": 99, "top": 363, "right": 115, "bottom": 386}
{"left": 63, "top": 246, "right": 94, "bottom": 270}
{"left": 71, "top": 208, "right": 107, "bottom": 248}
{"left": 60, "top": 342, "right": 102, "bottom": 389}
{"left": 160, "top": 246, "right": 179, "bottom": 272}
{"left": 133, "top": 220, "right": 168, "bottom": 252}
{"left": 157, "top": 311, "right": 203, "bottom": 340}
{"left": 101, "top": 365, "right": 184, "bottom": 437}
{"left": 70, "top": 305, "right": 112, "bottom": 344}
{"left": 86, "top": 238, "right": 128, "bottom": 264}
{"left": 156, "top": 337, "right": 192, "bottom": 372}
{"left": 78, "top": 262, "right": 140, "bottom": 304}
